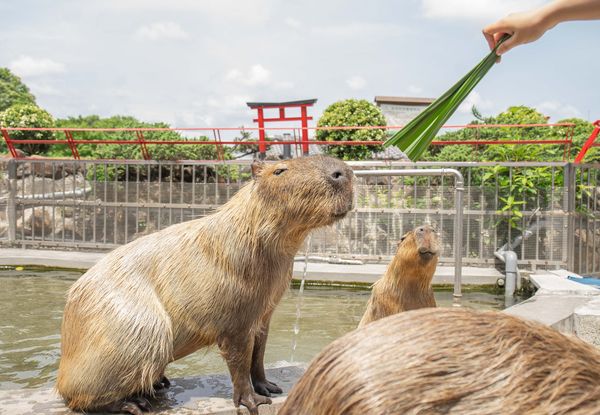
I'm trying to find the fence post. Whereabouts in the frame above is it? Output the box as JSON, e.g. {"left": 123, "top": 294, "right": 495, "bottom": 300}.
{"left": 7, "top": 159, "right": 17, "bottom": 243}
{"left": 565, "top": 162, "right": 576, "bottom": 272}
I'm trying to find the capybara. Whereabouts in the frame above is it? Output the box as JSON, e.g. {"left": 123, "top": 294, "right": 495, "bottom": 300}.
{"left": 56, "top": 155, "right": 354, "bottom": 415}
{"left": 280, "top": 307, "right": 600, "bottom": 415}
{"left": 359, "top": 224, "right": 439, "bottom": 327}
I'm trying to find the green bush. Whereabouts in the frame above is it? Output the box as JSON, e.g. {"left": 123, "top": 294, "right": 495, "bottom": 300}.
{"left": 317, "top": 99, "right": 386, "bottom": 160}
{"left": 0, "top": 104, "right": 55, "bottom": 155}
{"left": 53, "top": 115, "right": 229, "bottom": 161}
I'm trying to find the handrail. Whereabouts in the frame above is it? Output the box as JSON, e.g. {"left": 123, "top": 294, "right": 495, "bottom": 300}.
{"left": 353, "top": 168, "right": 464, "bottom": 298}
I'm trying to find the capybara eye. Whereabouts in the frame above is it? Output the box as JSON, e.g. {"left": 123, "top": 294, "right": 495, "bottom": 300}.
{"left": 273, "top": 168, "right": 287, "bottom": 176}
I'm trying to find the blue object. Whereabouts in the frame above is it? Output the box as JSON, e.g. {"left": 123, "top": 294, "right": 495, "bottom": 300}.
{"left": 567, "top": 276, "right": 600, "bottom": 288}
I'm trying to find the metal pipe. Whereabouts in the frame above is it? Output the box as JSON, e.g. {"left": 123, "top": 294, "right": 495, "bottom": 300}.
{"left": 353, "top": 168, "right": 465, "bottom": 298}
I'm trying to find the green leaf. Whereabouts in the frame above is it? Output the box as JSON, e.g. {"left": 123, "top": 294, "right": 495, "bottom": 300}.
{"left": 385, "top": 35, "right": 510, "bottom": 161}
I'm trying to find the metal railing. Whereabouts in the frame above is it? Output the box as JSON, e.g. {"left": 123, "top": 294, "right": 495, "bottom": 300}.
{"left": 1, "top": 122, "right": 575, "bottom": 160}
{"left": 1, "top": 159, "right": 599, "bottom": 276}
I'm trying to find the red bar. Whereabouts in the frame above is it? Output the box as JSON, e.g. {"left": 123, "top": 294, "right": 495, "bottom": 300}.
{"left": 64, "top": 130, "right": 81, "bottom": 160}
{"left": 1, "top": 129, "right": 18, "bottom": 158}
{"left": 575, "top": 120, "right": 600, "bottom": 163}
{"left": 301, "top": 106, "right": 309, "bottom": 155}
{"left": 252, "top": 116, "right": 313, "bottom": 123}
{"left": 257, "top": 107, "right": 266, "bottom": 157}
{"left": 135, "top": 131, "right": 151, "bottom": 160}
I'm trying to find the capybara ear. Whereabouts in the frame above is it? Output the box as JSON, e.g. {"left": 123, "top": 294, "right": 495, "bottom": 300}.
{"left": 397, "top": 233, "right": 409, "bottom": 246}
{"left": 251, "top": 160, "right": 266, "bottom": 179}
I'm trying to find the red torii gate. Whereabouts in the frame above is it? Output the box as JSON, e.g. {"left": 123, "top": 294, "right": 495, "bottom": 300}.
{"left": 246, "top": 99, "right": 317, "bottom": 158}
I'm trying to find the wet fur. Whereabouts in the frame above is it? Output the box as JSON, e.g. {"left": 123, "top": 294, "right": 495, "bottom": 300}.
{"left": 359, "top": 226, "right": 439, "bottom": 327}
{"left": 281, "top": 308, "right": 600, "bottom": 415}
{"left": 56, "top": 155, "right": 354, "bottom": 412}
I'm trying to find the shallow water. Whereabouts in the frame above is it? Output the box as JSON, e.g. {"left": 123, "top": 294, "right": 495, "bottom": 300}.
{"left": 0, "top": 268, "right": 507, "bottom": 390}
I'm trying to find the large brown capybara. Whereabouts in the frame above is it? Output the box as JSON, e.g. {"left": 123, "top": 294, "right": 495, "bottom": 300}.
{"left": 359, "top": 224, "right": 439, "bottom": 327}
{"left": 56, "top": 155, "right": 354, "bottom": 415}
{"left": 280, "top": 307, "right": 600, "bottom": 415}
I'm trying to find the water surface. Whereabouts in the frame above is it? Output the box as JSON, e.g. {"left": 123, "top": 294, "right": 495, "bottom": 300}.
{"left": 0, "top": 269, "right": 507, "bottom": 390}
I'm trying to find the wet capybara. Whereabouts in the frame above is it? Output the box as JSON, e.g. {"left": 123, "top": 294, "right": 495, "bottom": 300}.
{"left": 359, "top": 225, "right": 439, "bottom": 327}
{"left": 56, "top": 155, "right": 354, "bottom": 415}
{"left": 281, "top": 308, "right": 600, "bottom": 415}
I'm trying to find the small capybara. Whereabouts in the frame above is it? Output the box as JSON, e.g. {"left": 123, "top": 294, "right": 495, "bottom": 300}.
{"left": 56, "top": 155, "right": 354, "bottom": 415}
{"left": 359, "top": 224, "right": 439, "bottom": 327}
{"left": 280, "top": 308, "right": 600, "bottom": 415}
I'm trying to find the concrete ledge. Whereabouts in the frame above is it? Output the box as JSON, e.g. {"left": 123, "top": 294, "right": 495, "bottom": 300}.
{"left": 0, "top": 248, "right": 502, "bottom": 286}
{"left": 504, "top": 269, "right": 600, "bottom": 345}
{"left": 0, "top": 365, "right": 305, "bottom": 415}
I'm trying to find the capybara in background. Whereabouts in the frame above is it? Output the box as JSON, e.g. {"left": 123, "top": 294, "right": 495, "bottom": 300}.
{"left": 280, "top": 308, "right": 600, "bottom": 415}
{"left": 359, "top": 224, "right": 439, "bottom": 327}
{"left": 57, "top": 155, "right": 354, "bottom": 415}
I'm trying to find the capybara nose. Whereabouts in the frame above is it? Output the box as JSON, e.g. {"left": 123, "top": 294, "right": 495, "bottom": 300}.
{"left": 418, "top": 246, "right": 430, "bottom": 254}
{"left": 331, "top": 170, "right": 344, "bottom": 180}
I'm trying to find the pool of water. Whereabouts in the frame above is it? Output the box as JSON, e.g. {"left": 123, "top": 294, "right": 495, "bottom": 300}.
{"left": 0, "top": 268, "right": 508, "bottom": 390}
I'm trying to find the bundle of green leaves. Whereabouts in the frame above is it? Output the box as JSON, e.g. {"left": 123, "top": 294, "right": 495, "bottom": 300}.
{"left": 385, "top": 36, "right": 509, "bottom": 160}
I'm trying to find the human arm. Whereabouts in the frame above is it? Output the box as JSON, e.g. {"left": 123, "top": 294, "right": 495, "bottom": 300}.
{"left": 483, "top": 0, "right": 600, "bottom": 55}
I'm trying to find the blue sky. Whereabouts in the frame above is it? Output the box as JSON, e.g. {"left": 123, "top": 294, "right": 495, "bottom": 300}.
{"left": 1, "top": 0, "right": 598, "bottom": 130}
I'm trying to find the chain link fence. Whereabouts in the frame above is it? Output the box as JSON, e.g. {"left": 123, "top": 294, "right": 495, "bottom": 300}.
{"left": 1, "top": 159, "right": 599, "bottom": 275}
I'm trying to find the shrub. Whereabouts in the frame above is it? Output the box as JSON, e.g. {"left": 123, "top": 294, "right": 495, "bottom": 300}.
{"left": 317, "top": 99, "right": 386, "bottom": 160}
{"left": 0, "top": 104, "right": 55, "bottom": 155}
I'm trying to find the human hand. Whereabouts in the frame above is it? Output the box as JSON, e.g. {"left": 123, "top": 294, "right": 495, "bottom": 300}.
{"left": 482, "top": 9, "right": 555, "bottom": 56}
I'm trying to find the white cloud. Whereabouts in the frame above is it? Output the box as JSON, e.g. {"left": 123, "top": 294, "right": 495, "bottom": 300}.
{"left": 422, "top": 0, "right": 546, "bottom": 21}
{"left": 135, "top": 22, "right": 188, "bottom": 40}
{"left": 274, "top": 80, "right": 295, "bottom": 89}
{"left": 225, "top": 65, "right": 271, "bottom": 87}
{"left": 458, "top": 91, "right": 493, "bottom": 113}
{"left": 346, "top": 75, "right": 366, "bottom": 90}
{"left": 102, "top": 0, "right": 271, "bottom": 24}
{"left": 537, "top": 100, "right": 581, "bottom": 120}
{"left": 285, "top": 17, "right": 301, "bottom": 28}
{"left": 9, "top": 56, "right": 65, "bottom": 77}
{"left": 27, "top": 83, "right": 61, "bottom": 96}
{"left": 408, "top": 85, "right": 423, "bottom": 94}
{"left": 311, "top": 22, "right": 406, "bottom": 38}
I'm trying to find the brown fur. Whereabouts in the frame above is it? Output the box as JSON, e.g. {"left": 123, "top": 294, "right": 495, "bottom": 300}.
{"left": 56, "top": 155, "right": 354, "bottom": 414}
{"left": 359, "top": 225, "right": 439, "bottom": 327}
{"left": 281, "top": 308, "right": 600, "bottom": 415}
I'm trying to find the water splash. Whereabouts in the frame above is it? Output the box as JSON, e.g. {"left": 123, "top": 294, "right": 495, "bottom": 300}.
{"left": 290, "top": 235, "right": 311, "bottom": 362}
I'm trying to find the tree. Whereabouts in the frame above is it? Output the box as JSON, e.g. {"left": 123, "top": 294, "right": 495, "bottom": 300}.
{"left": 0, "top": 104, "right": 55, "bottom": 155}
{"left": 0, "top": 68, "right": 36, "bottom": 112}
{"left": 317, "top": 99, "right": 386, "bottom": 160}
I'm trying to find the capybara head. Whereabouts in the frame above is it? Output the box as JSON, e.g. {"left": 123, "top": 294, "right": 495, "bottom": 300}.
{"left": 398, "top": 224, "right": 440, "bottom": 263}
{"left": 280, "top": 308, "right": 600, "bottom": 415}
{"left": 251, "top": 155, "right": 354, "bottom": 229}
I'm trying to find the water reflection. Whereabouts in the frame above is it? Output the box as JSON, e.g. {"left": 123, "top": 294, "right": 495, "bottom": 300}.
{"left": 0, "top": 269, "right": 507, "bottom": 390}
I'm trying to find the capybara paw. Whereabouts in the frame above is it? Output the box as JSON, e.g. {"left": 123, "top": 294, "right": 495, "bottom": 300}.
{"left": 153, "top": 375, "right": 171, "bottom": 392}
{"left": 234, "top": 391, "right": 272, "bottom": 415}
{"left": 253, "top": 379, "right": 283, "bottom": 396}
{"left": 112, "top": 399, "right": 150, "bottom": 415}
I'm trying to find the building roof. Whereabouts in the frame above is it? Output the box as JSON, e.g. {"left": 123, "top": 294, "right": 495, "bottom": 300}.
{"left": 374, "top": 96, "right": 435, "bottom": 106}
{"left": 246, "top": 99, "right": 317, "bottom": 108}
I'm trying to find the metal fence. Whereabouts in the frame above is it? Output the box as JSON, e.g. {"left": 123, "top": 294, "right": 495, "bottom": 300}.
{"left": 1, "top": 159, "right": 599, "bottom": 275}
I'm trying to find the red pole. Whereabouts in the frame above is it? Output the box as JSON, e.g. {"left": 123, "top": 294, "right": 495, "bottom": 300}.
{"left": 1, "top": 129, "right": 19, "bottom": 158}
{"left": 257, "top": 107, "right": 266, "bottom": 159}
{"left": 574, "top": 120, "right": 600, "bottom": 164}
{"left": 300, "top": 105, "right": 309, "bottom": 155}
{"left": 64, "top": 130, "right": 81, "bottom": 159}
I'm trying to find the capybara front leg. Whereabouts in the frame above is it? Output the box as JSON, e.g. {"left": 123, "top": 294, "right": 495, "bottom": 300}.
{"left": 219, "top": 334, "right": 271, "bottom": 415}
{"left": 251, "top": 312, "right": 283, "bottom": 397}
